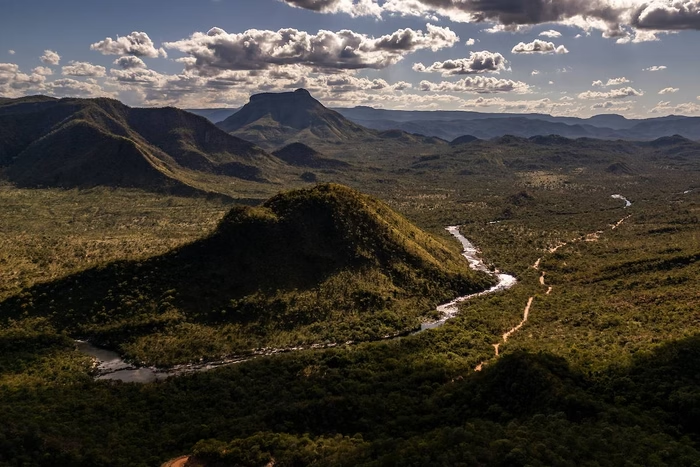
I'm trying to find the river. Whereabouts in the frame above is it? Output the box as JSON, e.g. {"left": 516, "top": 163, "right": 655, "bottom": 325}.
{"left": 611, "top": 194, "right": 632, "bottom": 208}
{"left": 78, "top": 226, "right": 516, "bottom": 382}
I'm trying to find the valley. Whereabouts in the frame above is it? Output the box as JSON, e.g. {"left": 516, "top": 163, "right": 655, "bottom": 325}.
{"left": 0, "top": 90, "right": 699, "bottom": 466}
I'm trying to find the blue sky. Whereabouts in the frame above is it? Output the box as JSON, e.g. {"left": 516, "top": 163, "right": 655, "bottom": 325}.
{"left": 2, "top": 0, "right": 700, "bottom": 117}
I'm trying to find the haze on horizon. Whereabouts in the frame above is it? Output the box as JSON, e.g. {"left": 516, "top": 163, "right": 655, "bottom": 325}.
{"left": 2, "top": 0, "right": 700, "bottom": 118}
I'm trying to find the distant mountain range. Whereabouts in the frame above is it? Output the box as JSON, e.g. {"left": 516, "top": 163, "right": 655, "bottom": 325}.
{"left": 333, "top": 107, "right": 700, "bottom": 141}
{"left": 188, "top": 98, "right": 700, "bottom": 142}
{"left": 0, "top": 95, "right": 285, "bottom": 196}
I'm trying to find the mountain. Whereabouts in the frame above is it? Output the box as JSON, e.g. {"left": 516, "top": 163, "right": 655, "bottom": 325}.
{"left": 217, "top": 89, "right": 376, "bottom": 149}
{"left": 185, "top": 107, "right": 240, "bottom": 123}
{"left": 334, "top": 106, "right": 700, "bottom": 141}
{"left": 272, "top": 142, "right": 350, "bottom": 169}
{"left": 0, "top": 96, "right": 284, "bottom": 196}
{"left": 0, "top": 183, "right": 491, "bottom": 365}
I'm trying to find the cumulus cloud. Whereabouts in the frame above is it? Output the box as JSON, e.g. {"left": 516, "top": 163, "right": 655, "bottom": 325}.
{"left": 465, "top": 38, "right": 476, "bottom": 45}
{"left": 113, "top": 56, "right": 147, "bottom": 70}
{"left": 658, "top": 87, "right": 679, "bottom": 94}
{"left": 632, "top": 1, "right": 700, "bottom": 30}
{"left": 419, "top": 75, "right": 530, "bottom": 94}
{"left": 44, "top": 78, "right": 115, "bottom": 98}
{"left": 413, "top": 51, "right": 506, "bottom": 75}
{"left": 62, "top": 61, "right": 107, "bottom": 77}
{"left": 163, "top": 24, "right": 458, "bottom": 75}
{"left": 591, "top": 101, "right": 615, "bottom": 109}
{"left": 0, "top": 63, "right": 47, "bottom": 97}
{"left": 32, "top": 66, "right": 54, "bottom": 76}
{"left": 650, "top": 99, "right": 700, "bottom": 115}
{"left": 91, "top": 32, "right": 167, "bottom": 58}
{"left": 539, "top": 29, "right": 562, "bottom": 37}
{"left": 511, "top": 39, "right": 569, "bottom": 54}
{"left": 278, "top": 0, "right": 700, "bottom": 44}
{"left": 531, "top": 69, "right": 540, "bottom": 75}
{"left": 8, "top": 50, "right": 15, "bottom": 55}
{"left": 278, "top": 0, "right": 382, "bottom": 17}
{"left": 578, "top": 87, "right": 644, "bottom": 99}
{"left": 593, "top": 77, "right": 630, "bottom": 86}
{"left": 643, "top": 65, "right": 667, "bottom": 71}
{"left": 40, "top": 50, "right": 60, "bottom": 65}
{"left": 591, "top": 100, "right": 632, "bottom": 112}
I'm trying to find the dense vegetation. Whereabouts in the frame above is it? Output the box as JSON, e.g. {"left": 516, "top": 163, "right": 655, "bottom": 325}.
{"left": 0, "top": 184, "right": 489, "bottom": 366}
{"left": 1, "top": 93, "right": 699, "bottom": 466}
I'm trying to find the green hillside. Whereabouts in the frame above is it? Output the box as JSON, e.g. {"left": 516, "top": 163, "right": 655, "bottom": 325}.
{"left": 0, "top": 184, "right": 491, "bottom": 365}
{"left": 0, "top": 96, "right": 288, "bottom": 197}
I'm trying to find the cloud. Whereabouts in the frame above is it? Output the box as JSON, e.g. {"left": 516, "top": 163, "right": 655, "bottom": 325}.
{"left": 164, "top": 24, "right": 458, "bottom": 75}
{"left": 632, "top": 1, "right": 700, "bottom": 30}
{"left": 658, "top": 87, "right": 679, "bottom": 94}
{"left": 40, "top": 50, "right": 60, "bottom": 65}
{"left": 591, "top": 100, "right": 632, "bottom": 111}
{"left": 44, "top": 78, "right": 116, "bottom": 98}
{"left": 578, "top": 87, "right": 644, "bottom": 99}
{"left": 0, "top": 63, "right": 47, "bottom": 97}
{"left": 62, "top": 61, "right": 107, "bottom": 77}
{"left": 460, "top": 96, "right": 574, "bottom": 113}
{"left": 8, "top": 50, "right": 15, "bottom": 55}
{"left": 278, "top": 0, "right": 700, "bottom": 44}
{"left": 539, "top": 29, "right": 562, "bottom": 37}
{"left": 511, "top": 39, "right": 569, "bottom": 54}
{"left": 91, "top": 32, "right": 167, "bottom": 58}
{"left": 531, "top": 69, "right": 540, "bottom": 75}
{"left": 32, "top": 66, "right": 54, "bottom": 76}
{"left": 419, "top": 75, "right": 530, "bottom": 94}
{"left": 650, "top": 99, "right": 700, "bottom": 115}
{"left": 113, "top": 56, "right": 148, "bottom": 70}
{"left": 593, "top": 77, "right": 630, "bottom": 86}
{"left": 278, "top": 0, "right": 382, "bottom": 17}
{"left": 465, "top": 38, "right": 476, "bottom": 45}
{"left": 413, "top": 51, "right": 506, "bottom": 75}
{"left": 591, "top": 101, "right": 615, "bottom": 109}
{"left": 643, "top": 65, "right": 667, "bottom": 71}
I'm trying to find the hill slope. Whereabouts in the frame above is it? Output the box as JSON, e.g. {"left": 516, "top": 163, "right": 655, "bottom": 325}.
{"left": 0, "top": 184, "right": 492, "bottom": 365}
{"left": 272, "top": 142, "right": 350, "bottom": 169}
{"left": 217, "top": 89, "right": 377, "bottom": 148}
{"left": 0, "top": 96, "right": 285, "bottom": 195}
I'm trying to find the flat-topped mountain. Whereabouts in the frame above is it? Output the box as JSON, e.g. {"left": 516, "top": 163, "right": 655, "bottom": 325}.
{"left": 0, "top": 96, "right": 284, "bottom": 195}
{"left": 0, "top": 184, "right": 491, "bottom": 365}
{"left": 217, "top": 89, "right": 375, "bottom": 149}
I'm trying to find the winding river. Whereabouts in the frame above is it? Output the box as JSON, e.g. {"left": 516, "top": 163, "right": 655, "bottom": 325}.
{"left": 78, "top": 226, "right": 517, "bottom": 383}
{"left": 611, "top": 194, "right": 632, "bottom": 208}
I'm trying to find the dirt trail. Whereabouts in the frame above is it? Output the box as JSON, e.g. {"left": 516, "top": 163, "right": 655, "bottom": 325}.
{"left": 476, "top": 196, "right": 632, "bottom": 372}
{"left": 475, "top": 297, "right": 533, "bottom": 371}
{"left": 503, "top": 297, "right": 534, "bottom": 343}
{"left": 161, "top": 456, "right": 190, "bottom": 467}
{"left": 612, "top": 215, "right": 632, "bottom": 230}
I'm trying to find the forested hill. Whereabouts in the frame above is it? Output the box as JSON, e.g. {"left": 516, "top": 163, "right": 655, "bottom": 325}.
{"left": 0, "top": 183, "right": 492, "bottom": 366}
{"left": 0, "top": 95, "right": 284, "bottom": 195}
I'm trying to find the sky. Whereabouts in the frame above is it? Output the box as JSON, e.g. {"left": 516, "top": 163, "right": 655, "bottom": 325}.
{"left": 1, "top": 0, "right": 700, "bottom": 117}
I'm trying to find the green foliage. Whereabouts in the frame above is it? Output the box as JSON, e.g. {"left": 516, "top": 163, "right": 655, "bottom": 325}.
{"left": 0, "top": 184, "right": 489, "bottom": 365}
